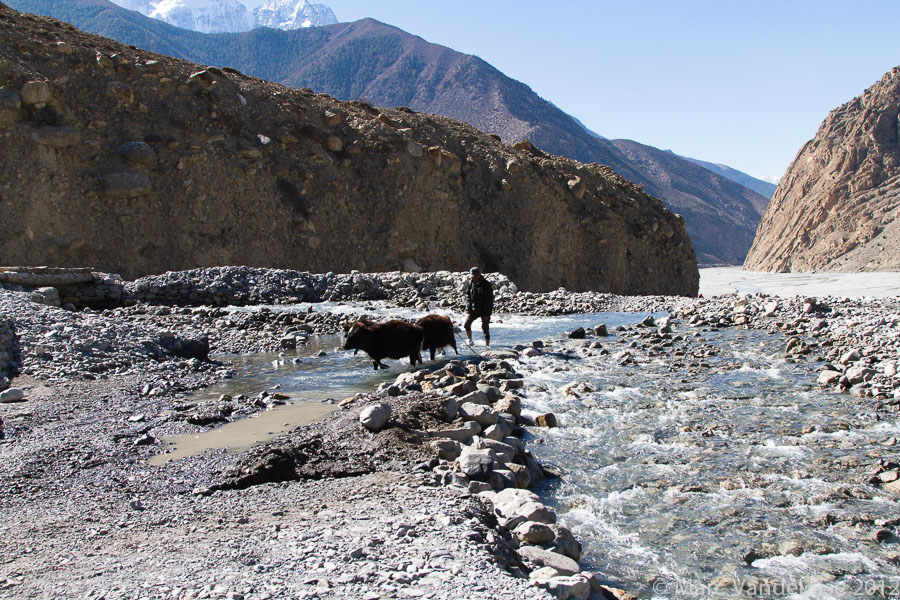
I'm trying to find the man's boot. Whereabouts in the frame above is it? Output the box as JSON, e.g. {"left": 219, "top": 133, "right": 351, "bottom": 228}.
{"left": 485, "top": 335, "right": 490, "bottom": 346}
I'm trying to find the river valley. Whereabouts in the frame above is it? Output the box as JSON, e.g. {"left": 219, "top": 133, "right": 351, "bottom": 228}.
{"left": 2, "top": 269, "right": 900, "bottom": 599}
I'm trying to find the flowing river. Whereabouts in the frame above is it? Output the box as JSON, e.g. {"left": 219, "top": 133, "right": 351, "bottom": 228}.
{"left": 157, "top": 303, "right": 900, "bottom": 599}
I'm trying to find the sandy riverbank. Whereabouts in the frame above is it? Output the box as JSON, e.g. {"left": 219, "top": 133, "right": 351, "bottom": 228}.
{"left": 700, "top": 266, "right": 900, "bottom": 298}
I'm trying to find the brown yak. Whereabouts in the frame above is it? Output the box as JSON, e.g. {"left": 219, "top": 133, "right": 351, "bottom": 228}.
{"left": 416, "top": 314, "right": 458, "bottom": 361}
{"left": 343, "top": 319, "right": 424, "bottom": 370}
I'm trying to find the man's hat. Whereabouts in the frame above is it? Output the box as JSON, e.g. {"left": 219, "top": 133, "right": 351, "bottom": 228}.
{"left": 470, "top": 267, "right": 480, "bottom": 276}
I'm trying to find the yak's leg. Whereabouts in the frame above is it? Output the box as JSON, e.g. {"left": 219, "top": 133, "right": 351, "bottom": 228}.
{"left": 430, "top": 347, "right": 436, "bottom": 361}
{"left": 450, "top": 338, "right": 458, "bottom": 355}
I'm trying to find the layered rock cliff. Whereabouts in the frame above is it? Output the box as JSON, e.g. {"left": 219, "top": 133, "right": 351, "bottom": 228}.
{"left": 0, "top": 3, "right": 698, "bottom": 295}
{"left": 745, "top": 67, "right": 900, "bottom": 272}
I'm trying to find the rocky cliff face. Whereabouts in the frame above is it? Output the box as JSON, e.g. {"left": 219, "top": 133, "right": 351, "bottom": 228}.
{"left": 745, "top": 67, "right": 900, "bottom": 272}
{"left": 0, "top": 4, "right": 698, "bottom": 295}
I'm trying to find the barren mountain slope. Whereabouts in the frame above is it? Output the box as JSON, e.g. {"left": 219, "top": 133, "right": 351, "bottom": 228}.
{"left": 745, "top": 67, "right": 900, "bottom": 272}
{"left": 0, "top": 3, "right": 698, "bottom": 295}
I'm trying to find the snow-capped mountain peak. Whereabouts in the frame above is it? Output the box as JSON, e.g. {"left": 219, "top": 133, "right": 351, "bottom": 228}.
{"left": 253, "top": 0, "right": 338, "bottom": 30}
{"left": 146, "top": 0, "right": 254, "bottom": 33}
{"left": 106, "top": 0, "right": 338, "bottom": 33}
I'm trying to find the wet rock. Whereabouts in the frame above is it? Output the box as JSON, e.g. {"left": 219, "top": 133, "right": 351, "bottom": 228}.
{"left": 359, "top": 402, "right": 391, "bottom": 432}
{"left": 875, "top": 528, "right": 895, "bottom": 543}
{"left": 550, "top": 525, "right": 582, "bottom": 561}
{"left": 535, "top": 413, "right": 558, "bottom": 427}
{"left": 595, "top": 324, "right": 609, "bottom": 336}
{"left": 494, "top": 394, "right": 521, "bottom": 418}
{"left": 777, "top": 540, "right": 803, "bottom": 557}
{"left": 567, "top": 327, "right": 586, "bottom": 339}
{"left": 168, "top": 336, "right": 209, "bottom": 360}
{"left": 500, "top": 379, "right": 524, "bottom": 392}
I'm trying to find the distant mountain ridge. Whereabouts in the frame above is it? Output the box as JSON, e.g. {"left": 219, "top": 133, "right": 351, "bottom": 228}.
{"left": 108, "top": 0, "right": 336, "bottom": 33}
{"left": 674, "top": 153, "right": 777, "bottom": 200}
{"left": 9, "top": 0, "right": 769, "bottom": 265}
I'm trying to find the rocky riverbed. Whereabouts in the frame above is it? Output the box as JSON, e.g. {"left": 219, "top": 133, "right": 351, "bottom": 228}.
{"left": 2, "top": 268, "right": 900, "bottom": 599}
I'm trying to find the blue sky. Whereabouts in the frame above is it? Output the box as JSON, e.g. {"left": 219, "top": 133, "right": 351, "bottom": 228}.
{"left": 246, "top": 1, "right": 900, "bottom": 182}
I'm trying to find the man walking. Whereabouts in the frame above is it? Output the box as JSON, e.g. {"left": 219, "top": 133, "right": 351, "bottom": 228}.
{"left": 464, "top": 267, "right": 493, "bottom": 346}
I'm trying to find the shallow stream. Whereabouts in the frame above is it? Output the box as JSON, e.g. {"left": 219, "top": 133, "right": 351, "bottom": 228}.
{"left": 156, "top": 304, "right": 900, "bottom": 598}
{"left": 521, "top": 327, "right": 900, "bottom": 599}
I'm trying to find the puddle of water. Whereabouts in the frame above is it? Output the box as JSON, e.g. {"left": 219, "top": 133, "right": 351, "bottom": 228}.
{"left": 148, "top": 401, "right": 336, "bottom": 466}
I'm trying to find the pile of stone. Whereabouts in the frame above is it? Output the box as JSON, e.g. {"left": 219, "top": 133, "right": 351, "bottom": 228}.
{"left": 358, "top": 355, "right": 605, "bottom": 599}
{"left": 124, "top": 266, "right": 675, "bottom": 317}
{"left": 125, "top": 267, "right": 519, "bottom": 308}
{"left": 0, "top": 289, "right": 225, "bottom": 385}
{"left": 112, "top": 303, "right": 356, "bottom": 355}
{"left": 0, "top": 267, "right": 124, "bottom": 309}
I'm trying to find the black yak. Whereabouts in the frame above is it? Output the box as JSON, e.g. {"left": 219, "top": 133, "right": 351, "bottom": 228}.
{"left": 416, "top": 314, "right": 458, "bottom": 361}
{"left": 344, "top": 319, "right": 424, "bottom": 370}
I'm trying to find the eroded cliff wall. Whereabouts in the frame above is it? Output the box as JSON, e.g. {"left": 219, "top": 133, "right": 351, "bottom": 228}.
{"left": 0, "top": 3, "right": 698, "bottom": 294}
{"left": 745, "top": 67, "right": 900, "bottom": 273}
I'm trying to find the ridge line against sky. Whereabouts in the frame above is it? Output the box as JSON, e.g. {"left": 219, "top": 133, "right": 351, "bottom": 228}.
{"left": 238, "top": 1, "right": 900, "bottom": 182}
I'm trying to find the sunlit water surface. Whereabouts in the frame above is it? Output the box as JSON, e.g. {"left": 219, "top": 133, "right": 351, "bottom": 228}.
{"left": 154, "top": 303, "right": 900, "bottom": 598}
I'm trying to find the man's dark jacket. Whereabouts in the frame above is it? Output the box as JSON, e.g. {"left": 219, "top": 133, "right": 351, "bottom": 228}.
{"left": 466, "top": 277, "right": 493, "bottom": 316}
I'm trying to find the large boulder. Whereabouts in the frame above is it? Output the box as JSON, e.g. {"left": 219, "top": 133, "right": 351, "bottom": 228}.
{"left": 359, "top": 402, "right": 391, "bottom": 432}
